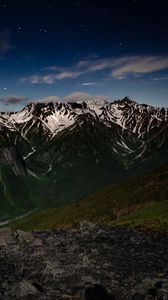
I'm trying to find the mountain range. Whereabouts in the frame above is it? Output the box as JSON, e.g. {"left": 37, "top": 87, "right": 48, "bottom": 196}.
{"left": 0, "top": 96, "right": 168, "bottom": 221}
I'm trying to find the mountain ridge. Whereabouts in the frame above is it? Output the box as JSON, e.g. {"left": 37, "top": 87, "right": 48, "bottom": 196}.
{"left": 0, "top": 96, "right": 167, "bottom": 221}
{"left": 0, "top": 97, "right": 168, "bottom": 138}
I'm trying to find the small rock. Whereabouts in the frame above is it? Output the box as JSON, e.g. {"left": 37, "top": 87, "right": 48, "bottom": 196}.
{"left": 19, "top": 280, "right": 39, "bottom": 297}
{"left": 44, "top": 260, "right": 65, "bottom": 277}
{"left": 81, "top": 275, "right": 95, "bottom": 284}
{"left": 79, "top": 221, "right": 97, "bottom": 231}
{"left": 0, "top": 227, "right": 14, "bottom": 246}
{"left": 33, "top": 238, "right": 43, "bottom": 246}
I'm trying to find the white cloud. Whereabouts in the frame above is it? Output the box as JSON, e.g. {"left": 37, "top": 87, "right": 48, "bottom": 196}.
{"left": 31, "top": 96, "right": 61, "bottom": 103}
{"left": 21, "top": 55, "right": 168, "bottom": 84}
{"left": 63, "top": 92, "right": 111, "bottom": 102}
{"left": 63, "top": 92, "right": 93, "bottom": 102}
{"left": 111, "top": 56, "right": 168, "bottom": 79}
{"left": 0, "top": 93, "right": 113, "bottom": 110}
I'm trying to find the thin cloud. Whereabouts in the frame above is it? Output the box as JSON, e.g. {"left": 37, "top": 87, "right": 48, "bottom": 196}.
{"left": 0, "top": 96, "right": 29, "bottom": 105}
{"left": 76, "top": 60, "right": 92, "bottom": 68}
{"left": 31, "top": 96, "right": 60, "bottom": 103}
{"left": 153, "top": 76, "right": 168, "bottom": 80}
{"left": 22, "top": 71, "right": 83, "bottom": 84}
{"left": 21, "top": 55, "right": 168, "bottom": 84}
{"left": 55, "top": 71, "right": 83, "bottom": 80}
{"left": 111, "top": 56, "right": 168, "bottom": 79}
{"left": 42, "top": 66, "right": 64, "bottom": 72}
{"left": 81, "top": 82, "right": 97, "bottom": 86}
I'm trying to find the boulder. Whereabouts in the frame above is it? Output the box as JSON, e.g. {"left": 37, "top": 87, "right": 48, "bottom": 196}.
{"left": 15, "top": 230, "right": 34, "bottom": 243}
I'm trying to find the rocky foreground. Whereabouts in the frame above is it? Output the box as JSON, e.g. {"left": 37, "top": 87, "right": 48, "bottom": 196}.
{"left": 0, "top": 222, "right": 168, "bottom": 300}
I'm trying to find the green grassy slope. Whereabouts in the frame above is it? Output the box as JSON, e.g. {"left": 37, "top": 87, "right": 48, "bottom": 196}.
{"left": 11, "top": 165, "right": 168, "bottom": 231}
{"left": 114, "top": 200, "right": 168, "bottom": 231}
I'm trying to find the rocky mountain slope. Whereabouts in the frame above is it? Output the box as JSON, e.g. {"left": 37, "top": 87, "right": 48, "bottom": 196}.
{"left": 1, "top": 224, "right": 168, "bottom": 299}
{"left": 0, "top": 97, "right": 167, "bottom": 220}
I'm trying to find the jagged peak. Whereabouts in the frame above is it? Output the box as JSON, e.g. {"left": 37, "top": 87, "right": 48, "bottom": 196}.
{"left": 113, "top": 97, "right": 138, "bottom": 106}
{"left": 122, "top": 96, "right": 133, "bottom": 102}
{"left": 23, "top": 99, "right": 109, "bottom": 113}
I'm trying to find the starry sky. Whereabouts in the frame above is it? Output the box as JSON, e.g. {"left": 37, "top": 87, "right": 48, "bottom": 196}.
{"left": 0, "top": 0, "right": 168, "bottom": 110}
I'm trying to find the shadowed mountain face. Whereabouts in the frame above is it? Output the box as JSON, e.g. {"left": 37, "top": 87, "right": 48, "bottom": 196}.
{"left": 0, "top": 97, "right": 167, "bottom": 220}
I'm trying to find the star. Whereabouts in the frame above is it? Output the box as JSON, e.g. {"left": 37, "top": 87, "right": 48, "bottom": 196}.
{"left": 17, "top": 26, "right": 22, "bottom": 34}
{"left": 40, "top": 28, "right": 48, "bottom": 33}
{"left": 80, "top": 24, "right": 86, "bottom": 32}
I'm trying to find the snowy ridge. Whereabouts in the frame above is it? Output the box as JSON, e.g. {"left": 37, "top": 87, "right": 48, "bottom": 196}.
{"left": 0, "top": 97, "right": 167, "bottom": 139}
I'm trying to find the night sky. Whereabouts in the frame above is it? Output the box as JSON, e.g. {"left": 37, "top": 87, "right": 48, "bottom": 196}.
{"left": 0, "top": 0, "right": 168, "bottom": 110}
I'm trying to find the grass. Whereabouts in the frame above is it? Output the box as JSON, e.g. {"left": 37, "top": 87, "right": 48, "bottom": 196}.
{"left": 112, "top": 200, "right": 168, "bottom": 232}
{"left": 11, "top": 165, "right": 168, "bottom": 232}
{"left": 11, "top": 200, "right": 168, "bottom": 232}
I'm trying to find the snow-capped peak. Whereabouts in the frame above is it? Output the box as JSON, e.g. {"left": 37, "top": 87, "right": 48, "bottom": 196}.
{"left": 0, "top": 97, "right": 167, "bottom": 139}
